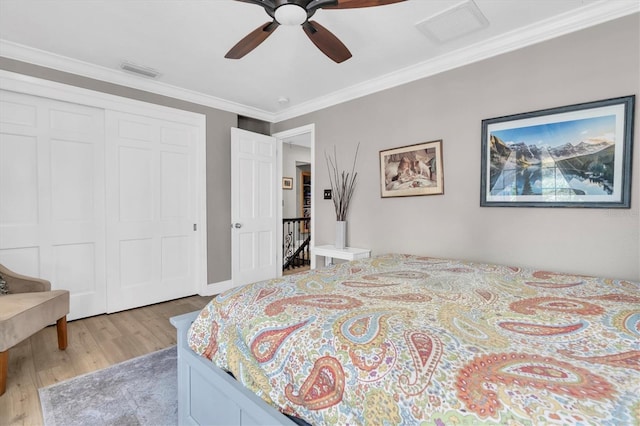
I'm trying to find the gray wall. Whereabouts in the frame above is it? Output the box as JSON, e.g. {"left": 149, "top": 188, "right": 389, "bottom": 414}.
{"left": 238, "top": 115, "right": 271, "bottom": 135}
{"left": 0, "top": 57, "right": 236, "bottom": 284}
{"left": 274, "top": 14, "right": 640, "bottom": 281}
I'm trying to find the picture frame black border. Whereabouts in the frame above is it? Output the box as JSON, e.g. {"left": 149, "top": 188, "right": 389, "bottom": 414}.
{"left": 480, "top": 95, "right": 635, "bottom": 208}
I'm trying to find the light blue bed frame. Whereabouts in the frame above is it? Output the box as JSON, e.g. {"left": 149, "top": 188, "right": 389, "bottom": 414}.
{"left": 170, "top": 312, "right": 298, "bottom": 426}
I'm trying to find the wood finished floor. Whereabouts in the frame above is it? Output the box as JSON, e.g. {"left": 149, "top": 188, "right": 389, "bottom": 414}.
{"left": 0, "top": 295, "right": 212, "bottom": 426}
{"left": 282, "top": 265, "right": 310, "bottom": 276}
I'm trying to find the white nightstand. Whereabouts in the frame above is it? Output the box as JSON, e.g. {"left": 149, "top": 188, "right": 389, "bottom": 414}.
{"left": 311, "top": 245, "right": 371, "bottom": 267}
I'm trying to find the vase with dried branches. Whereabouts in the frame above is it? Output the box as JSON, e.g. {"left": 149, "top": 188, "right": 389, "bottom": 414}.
{"left": 325, "top": 143, "right": 359, "bottom": 249}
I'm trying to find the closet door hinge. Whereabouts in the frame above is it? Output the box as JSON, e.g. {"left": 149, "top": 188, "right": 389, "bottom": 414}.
{"left": 193, "top": 224, "right": 197, "bottom": 231}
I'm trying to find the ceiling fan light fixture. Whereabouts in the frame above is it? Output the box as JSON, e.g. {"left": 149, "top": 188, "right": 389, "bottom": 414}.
{"left": 227, "top": 0, "right": 407, "bottom": 62}
{"left": 275, "top": 4, "right": 307, "bottom": 26}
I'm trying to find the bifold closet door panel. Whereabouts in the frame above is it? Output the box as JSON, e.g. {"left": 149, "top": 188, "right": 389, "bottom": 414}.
{"left": 105, "top": 110, "right": 199, "bottom": 313}
{"left": 0, "top": 90, "right": 107, "bottom": 320}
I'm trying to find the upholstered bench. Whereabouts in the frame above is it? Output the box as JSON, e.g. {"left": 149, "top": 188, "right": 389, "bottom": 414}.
{"left": 0, "top": 264, "right": 69, "bottom": 396}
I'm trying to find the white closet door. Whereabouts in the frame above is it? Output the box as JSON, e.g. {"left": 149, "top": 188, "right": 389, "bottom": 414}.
{"left": 105, "top": 110, "right": 198, "bottom": 313}
{"left": 0, "top": 90, "right": 106, "bottom": 320}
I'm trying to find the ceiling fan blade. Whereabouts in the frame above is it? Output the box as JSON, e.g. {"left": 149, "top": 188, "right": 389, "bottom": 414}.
{"left": 225, "top": 21, "right": 279, "bottom": 59}
{"left": 322, "top": 0, "right": 405, "bottom": 9}
{"left": 302, "top": 20, "right": 352, "bottom": 63}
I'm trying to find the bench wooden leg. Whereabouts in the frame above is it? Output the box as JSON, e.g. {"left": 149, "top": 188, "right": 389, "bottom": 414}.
{"left": 0, "top": 350, "right": 7, "bottom": 396}
{"left": 56, "top": 316, "right": 68, "bottom": 350}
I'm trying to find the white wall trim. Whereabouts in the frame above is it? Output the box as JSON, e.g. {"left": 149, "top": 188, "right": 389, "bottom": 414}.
{"left": 271, "top": 0, "right": 640, "bottom": 121}
{"left": 273, "top": 124, "right": 316, "bottom": 270}
{"left": 0, "top": 40, "right": 275, "bottom": 122}
{"left": 201, "top": 280, "right": 234, "bottom": 297}
{"left": 0, "top": 69, "right": 204, "bottom": 124}
{"left": 1, "top": 1, "right": 637, "bottom": 123}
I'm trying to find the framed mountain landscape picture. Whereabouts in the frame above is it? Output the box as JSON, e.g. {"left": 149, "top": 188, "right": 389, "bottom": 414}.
{"left": 480, "top": 95, "right": 634, "bottom": 208}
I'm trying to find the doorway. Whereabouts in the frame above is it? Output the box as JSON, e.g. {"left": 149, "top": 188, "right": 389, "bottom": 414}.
{"left": 282, "top": 150, "right": 311, "bottom": 274}
{"left": 274, "top": 124, "right": 316, "bottom": 275}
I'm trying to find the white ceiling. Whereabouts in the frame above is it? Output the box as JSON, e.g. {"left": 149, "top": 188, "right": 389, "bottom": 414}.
{"left": 0, "top": 0, "right": 638, "bottom": 123}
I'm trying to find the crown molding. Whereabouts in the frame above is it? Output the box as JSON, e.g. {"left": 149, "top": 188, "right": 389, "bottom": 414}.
{"left": 272, "top": 0, "right": 640, "bottom": 122}
{"left": 1, "top": 1, "right": 637, "bottom": 124}
{"left": 0, "top": 39, "right": 276, "bottom": 122}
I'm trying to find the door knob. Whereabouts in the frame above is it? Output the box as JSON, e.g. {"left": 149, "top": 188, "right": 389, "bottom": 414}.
{"left": 232, "top": 223, "right": 242, "bottom": 228}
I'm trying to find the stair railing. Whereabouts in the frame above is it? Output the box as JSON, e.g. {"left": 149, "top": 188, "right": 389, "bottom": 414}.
{"left": 283, "top": 217, "right": 311, "bottom": 271}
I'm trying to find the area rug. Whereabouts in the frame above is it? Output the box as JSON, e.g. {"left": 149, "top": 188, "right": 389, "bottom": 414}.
{"left": 39, "top": 346, "right": 177, "bottom": 426}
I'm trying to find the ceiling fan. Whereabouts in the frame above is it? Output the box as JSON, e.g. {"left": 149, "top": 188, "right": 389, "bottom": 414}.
{"left": 226, "top": 0, "right": 406, "bottom": 63}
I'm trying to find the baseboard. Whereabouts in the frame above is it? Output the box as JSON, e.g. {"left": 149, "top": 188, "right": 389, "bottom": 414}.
{"left": 200, "top": 279, "right": 235, "bottom": 296}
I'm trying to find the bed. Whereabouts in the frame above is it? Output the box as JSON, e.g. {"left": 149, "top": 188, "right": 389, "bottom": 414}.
{"left": 172, "top": 253, "right": 640, "bottom": 425}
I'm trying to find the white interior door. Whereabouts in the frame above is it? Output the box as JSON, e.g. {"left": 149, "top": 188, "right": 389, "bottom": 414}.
{"left": 231, "top": 127, "right": 278, "bottom": 288}
{"left": 105, "top": 110, "right": 199, "bottom": 313}
{"left": 0, "top": 90, "right": 106, "bottom": 320}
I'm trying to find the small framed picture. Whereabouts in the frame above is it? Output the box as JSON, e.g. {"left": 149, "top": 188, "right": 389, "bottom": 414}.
{"left": 481, "top": 95, "right": 634, "bottom": 208}
{"left": 379, "top": 140, "right": 444, "bottom": 198}
{"left": 282, "top": 177, "right": 293, "bottom": 190}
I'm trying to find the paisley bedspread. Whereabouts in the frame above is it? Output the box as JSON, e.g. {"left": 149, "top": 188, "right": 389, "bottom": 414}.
{"left": 188, "top": 254, "right": 640, "bottom": 425}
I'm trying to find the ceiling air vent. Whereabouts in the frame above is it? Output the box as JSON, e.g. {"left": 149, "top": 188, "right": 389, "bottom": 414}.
{"left": 416, "top": 0, "right": 489, "bottom": 44}
{"left": 119, "top": 61, "right": 161, "bottom": 79}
